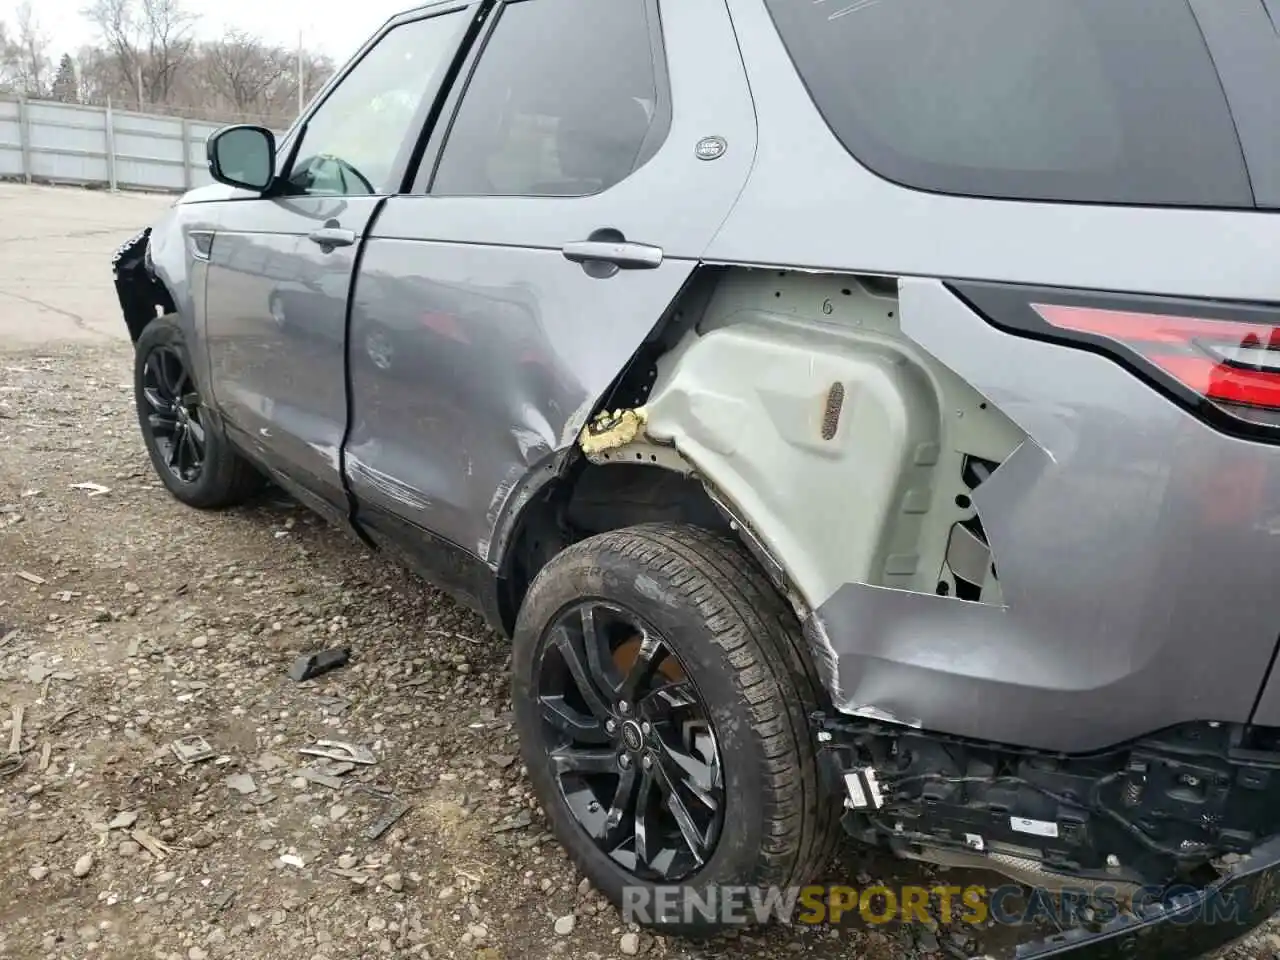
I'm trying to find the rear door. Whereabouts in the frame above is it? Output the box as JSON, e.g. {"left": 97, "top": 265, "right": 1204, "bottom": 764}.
{"left": 201, "top": 6, "right": 474, "bottom": 517}
{"left": 344, "top": 0, "right": 757, "bottom": 564}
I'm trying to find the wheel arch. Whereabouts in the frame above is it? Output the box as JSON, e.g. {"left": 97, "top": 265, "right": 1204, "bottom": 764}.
{"left": 494, "top": 456, "right": 752, "bottom": 636}
{"left": 490, "top": 267, "right": 795, "bottom": 636}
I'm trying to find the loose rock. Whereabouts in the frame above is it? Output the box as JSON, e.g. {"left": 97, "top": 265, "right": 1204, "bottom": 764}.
{"left": 554, "top": 915, "right": 576, "bottom": 936}
{"left": 226, "top": 773, "right": 257, "bottom": 795}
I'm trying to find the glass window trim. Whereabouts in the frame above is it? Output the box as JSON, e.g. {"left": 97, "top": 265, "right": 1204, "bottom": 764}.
{"left": 417, "top": 0, "right": 672, "bottom": 199}
{"left": 276, "top": 2, "right": 476, "bottom": 196}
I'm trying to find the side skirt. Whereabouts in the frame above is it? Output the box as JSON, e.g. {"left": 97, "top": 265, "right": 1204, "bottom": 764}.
{"left": 354, "top": 502, "right": 507, "bottom": 636}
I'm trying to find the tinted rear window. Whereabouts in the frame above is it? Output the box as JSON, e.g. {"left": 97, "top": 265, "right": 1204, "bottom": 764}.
{"left": 764, "top": 0, "right": 1253, "bottom": 208}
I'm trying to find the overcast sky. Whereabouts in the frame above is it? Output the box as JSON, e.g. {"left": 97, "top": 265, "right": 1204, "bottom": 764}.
{"left": 0, "top": 0, "right": 415, "bottom": 62}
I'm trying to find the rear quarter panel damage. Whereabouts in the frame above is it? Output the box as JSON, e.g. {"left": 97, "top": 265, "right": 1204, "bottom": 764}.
{"left": 617, "top": 269, "right": 1280, "bottom": 753}
{"left": 808, "top": 279, "right": 1280, "bottom": 752}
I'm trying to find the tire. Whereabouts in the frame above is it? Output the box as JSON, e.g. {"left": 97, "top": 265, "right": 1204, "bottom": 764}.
{"left": 512, "top": 523, "right": 840, "bottom": 935}
{"left": 134, "top": 315, "right": 262, "bottom": 509}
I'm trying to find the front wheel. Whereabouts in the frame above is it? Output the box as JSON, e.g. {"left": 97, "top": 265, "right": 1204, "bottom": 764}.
{"left": 511, "top": 523, "right": 840, "bottom": 935}
{"left": 134, "top": 316, "right": 262, "bottom": 509}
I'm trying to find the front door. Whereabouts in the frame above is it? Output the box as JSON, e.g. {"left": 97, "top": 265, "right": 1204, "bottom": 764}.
{"left": 344, "top": 0, "right": 758, "bottom": 561}
{"left": 201, "top": 6, "right": 474, "bottom": 516}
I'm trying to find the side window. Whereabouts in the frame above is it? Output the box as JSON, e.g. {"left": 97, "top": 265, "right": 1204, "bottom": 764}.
{"left": 286, "top": 11, "right": 467, "bottom": 197}
{"left": 431, "top": 0, "right": 666, "bottom": 198}
{"left": 763, "top": 0, "right": 1253, "bottom": 208}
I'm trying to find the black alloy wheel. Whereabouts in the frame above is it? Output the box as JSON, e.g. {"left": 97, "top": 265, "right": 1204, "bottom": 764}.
{"left": 133, "top": 315, "right": 262, "bottom": 509}
{"left": 141, "top": 344, "right": 206, "bottom": 484}
{"left": 534, "top": 599, "right": 725, "bottom": 882}
{"left": 512, "top": 524, "right": 841, "bottom": 935}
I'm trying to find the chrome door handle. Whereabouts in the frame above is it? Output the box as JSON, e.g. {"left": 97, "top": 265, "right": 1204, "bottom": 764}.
{"left": 561, "top": 240, "right": 663, "bottom": 269}
{"left": 308, "top": 226, "right": 356, "bottom": 248}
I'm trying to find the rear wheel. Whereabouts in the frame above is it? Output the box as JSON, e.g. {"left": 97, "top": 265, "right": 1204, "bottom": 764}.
{"left": 134, "top": 316, "right": 262, "bottom": 509}
{"left": 511, "top": 523, "right": 839, "bottom": 934}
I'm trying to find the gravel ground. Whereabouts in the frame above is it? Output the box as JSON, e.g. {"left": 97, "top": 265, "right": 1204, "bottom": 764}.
{"left": 0, "top": 184, "right": 1277, "bottom": 960}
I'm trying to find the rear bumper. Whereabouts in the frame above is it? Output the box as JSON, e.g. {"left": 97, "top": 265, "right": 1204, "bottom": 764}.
{"left": 1006, "top": 838, "right": 1280, "bottom": 960}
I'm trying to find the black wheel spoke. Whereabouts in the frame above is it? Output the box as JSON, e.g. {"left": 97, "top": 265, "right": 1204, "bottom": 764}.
{"left": 187, "top": 414, "right": 206, "bottom": 449}
{"left": 633, "top": 768, "right": 655, "bottom": 866}
{"left": 551, "top": 626, "right": 613, "bottom": 721}
{"left": 148, "top": 412, "right": 178, "bottom": 433}
{"left": 179, "top": 428, "right": 199, "bottom": 473}
{"left": 141, "top": 344, "right": 205, "bottom": 485}
{"left": 157, "top": 350, "right": 180, "bottom": 398}
{"left": 166, "top": 352, "right": 187, "bottom": 398}
{"left": 143, "top": 386, "right": 169, "bottom": 413}
{"left": 618, "top": 633, "right": 665, "bottom": 705}
{"left": 658, "top": 740, "right": 720, "bottom": 811}
{"left": 646, "top": 679, "right": 699, "bottom": 715}
{"left": 533, "top": 600, "right": 725, "bottom": 883}
{"left": 167, "top": 424, "right": 184, "bottom": 467}
{"left": 653, "top": 758, "right": 710, "bottom": 864}
{"left": 540, "top": 694, "right": 609, "bottom": 744}
{"left": 602, "top": 762, "right": 639, "bottom": 847}
{"left": 579, "top": 604, "right": 623, "bottom": 698}
{"left": 550, "top": 746, "right": 617, "bottom": 775}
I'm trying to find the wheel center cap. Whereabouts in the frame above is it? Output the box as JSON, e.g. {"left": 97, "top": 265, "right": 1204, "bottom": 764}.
{"left": 620, "top": 720, "right": 644, "bottom": 752}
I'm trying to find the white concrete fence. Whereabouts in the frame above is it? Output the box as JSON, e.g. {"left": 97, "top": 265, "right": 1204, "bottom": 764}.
{"left": 0, "top": 94, "right": 285, "bottom": 194}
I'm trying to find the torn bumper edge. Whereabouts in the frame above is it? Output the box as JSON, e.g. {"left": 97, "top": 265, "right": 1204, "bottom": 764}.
{"left": 813, "top": 713, "right": 1280, "bottom": 960}
{"left": 1005, "top": 836, "right": 1280, "bottom": 960}
{"left": 111, "top": 226, "right": 154, "bottom": 342}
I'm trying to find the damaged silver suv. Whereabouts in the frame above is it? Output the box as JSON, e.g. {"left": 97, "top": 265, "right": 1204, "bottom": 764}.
{"left": 112, "top": 0, "right": 1280, "bottom": 955}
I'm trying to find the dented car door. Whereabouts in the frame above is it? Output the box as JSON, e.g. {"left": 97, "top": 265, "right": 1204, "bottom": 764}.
{"left": 343, "top": 0, "right": 758, "bottom": 567}
{"left": 200, "top": 6, "right": 474, "bottom": 518}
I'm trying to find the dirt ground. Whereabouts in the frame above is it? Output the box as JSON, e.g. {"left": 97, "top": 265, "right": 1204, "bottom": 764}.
{"left": 1, "top": 182, "right": 1277, "bottom": 960}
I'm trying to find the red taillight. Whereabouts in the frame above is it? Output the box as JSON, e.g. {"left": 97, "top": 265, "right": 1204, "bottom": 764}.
{"left": 1032, "top": 303, "right": 1280, "bottom": 420}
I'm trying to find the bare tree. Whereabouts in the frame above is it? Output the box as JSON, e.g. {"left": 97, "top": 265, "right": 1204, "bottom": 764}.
{"left": 81, "top": 0, "right": 196, "bottom": 109}
{"left": 205, "top": 30, "right": 286, "bottom": 114}
{"left": 0, "top": 23, "right": 19, "bottom": 92}
{"left": 0, "top": 4, "right": 51, "bottom": 95}
{"left": 71, "top": 44, "right": 119, "bottom": 105}
{"left": 13, "top": 1, "right": 50, "bottom": 96}
{"left": 140, "top": 0, "right": 196, "bottom": 105}
{"left": 45, "top": 4, "right": 339, "bottom": 127}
